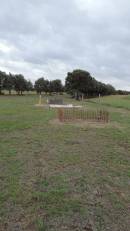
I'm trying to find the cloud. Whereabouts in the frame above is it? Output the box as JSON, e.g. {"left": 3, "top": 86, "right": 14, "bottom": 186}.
{"left": 0, "top": 0, "right": 130, "bottom": 89}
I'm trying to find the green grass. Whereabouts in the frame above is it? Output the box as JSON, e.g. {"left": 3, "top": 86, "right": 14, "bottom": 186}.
{"left": 0, "top": 94, "right": 130, "bottom": 231}
{"left": 88, "top": 94, "right": 130, "bottom": 110}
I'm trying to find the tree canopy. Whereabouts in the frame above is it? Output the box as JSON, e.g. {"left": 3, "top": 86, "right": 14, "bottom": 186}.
{"left": 0, "top": 71, "right": 33, "bottom": 95}
{"left": 34, "top": 78, "right": 63, "bottom": 94}
{"left": 0, "top": 68, "right": 127, "bottom": 97}
{"left": 65, "top": 69, "right": 116, "bottom": 99}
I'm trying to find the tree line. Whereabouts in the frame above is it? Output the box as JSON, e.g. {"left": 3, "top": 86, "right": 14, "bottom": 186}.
{"left": 65, "top": 69, "right": 116, "bottom": 99}
{"left": 0, "top": 71, "right": 63, "bottom": 95}
{"left": 0, "top": 71, "right": 33, "bottom": 95}
{"left": 34, "top": 78, "right": 63, "bottom": 94}
{"left": 0, "top": 69, "right": 129, "bottom": 97}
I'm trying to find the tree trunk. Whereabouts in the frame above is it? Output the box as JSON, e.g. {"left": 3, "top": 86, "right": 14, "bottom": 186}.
{"left": 75, "top": 91, "right": 79, "bottom": 100}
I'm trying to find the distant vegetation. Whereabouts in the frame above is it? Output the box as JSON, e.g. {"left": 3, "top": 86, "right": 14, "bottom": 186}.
{"left": 34, "top": 78, "right": 63, "bottom": 95}
{"left": 65, "top": 69, "right": 116, "bottom": 99}
{"left": 0, "top": 69, "right": 129, "bottom": 97}
{"left": 0, "top": 71, "right": 33, "bottom": 95}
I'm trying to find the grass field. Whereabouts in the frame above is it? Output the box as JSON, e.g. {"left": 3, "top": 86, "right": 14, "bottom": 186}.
{"left": 0, "top": 94, "right": 130, "bottom": 231}
{"left": 89, "top": 95, "right": 130, "bottom": 110}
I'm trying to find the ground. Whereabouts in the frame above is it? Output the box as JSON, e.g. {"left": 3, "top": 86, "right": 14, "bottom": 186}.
{"left": 0, "top": 94, "right": 130, "bottom": 231}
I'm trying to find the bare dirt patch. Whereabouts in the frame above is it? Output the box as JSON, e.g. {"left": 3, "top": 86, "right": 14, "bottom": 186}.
{"left": 50, "top": 118, "right": 123, "bottom": 129}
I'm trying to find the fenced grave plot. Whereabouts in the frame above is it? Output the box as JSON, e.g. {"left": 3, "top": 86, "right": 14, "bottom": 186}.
{"left": 49, "top": 104, "right": 82, "bottom": 108}
{"left": 58, "top": 108, "right": 109, "bottom": 123}
{"left": 49, "top": 98, "right": 64, "bottom": 105}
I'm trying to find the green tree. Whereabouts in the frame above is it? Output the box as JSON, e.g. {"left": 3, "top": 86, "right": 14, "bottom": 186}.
{"left": 14, "top": 74, "right": 27, "bottom": 95}
{"left": 3, "top": 73, "right": 14, "bottom": 95}
{"left": 65, "top": 69, "right": 116, "bottom": 99}
{"left": 65, "top": 69, "right": 93, "bottom": 99}
{"left": 34, "top": 78, "right": 46, "bottom": 94}
{"left": 50, "top": 79, "right": 63, "bottom": 93}
{"left": 0, "top": 71, "right": 6, "bottom": 95}
{"left": 44, "top": 80, "right": 50, "bottom": 94}
{"left": 26, "top": 80, "right": 33, "bottom": 92}
{"left": 48, "top": 81, "right": 54, "bottom": 95}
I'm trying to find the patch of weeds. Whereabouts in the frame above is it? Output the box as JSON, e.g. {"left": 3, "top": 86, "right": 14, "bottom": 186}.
{"left": 7, "top": 149, "right": 17, "bottom": 157}
{"left": 36, "top": 218, "right": 47, "bottom": 231}
{"left": 94, "top": 203, "right": 106, "bottom": 231}
{"left": 40, "top": 179, "right": 50, "bottom": 188}
{"left": 37, "top": 175, "right": 69, "bottom": 193}
{"left": 44, "top": 198, "right": 84, "bottom": 216}
{"left": 0, "top": 192, "right": 8, "bottom": 205}
{"left": 108, "top": 192, "right": 125, "bottom": 210}
{"left": 59, "top": 153, "right": 80, "bottom": 165}
{"left": 32, "top": 188, "right": 68, "bottom": 203}
{"left": 127, "top": 170, "right": 130, "bottom": 177}
{"left": 32, "top": 188, "right": 84, "bottom": 216}
{"left": 75, "top": 176, "right": 90, "bottom": 193}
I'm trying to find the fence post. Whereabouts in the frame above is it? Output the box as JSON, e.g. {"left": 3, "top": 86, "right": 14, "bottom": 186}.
{"left": 58, "top": 108, "right": 64, "bottom": 122}
{"left": 106, "top": 111, "right": 109, "bottom": 123}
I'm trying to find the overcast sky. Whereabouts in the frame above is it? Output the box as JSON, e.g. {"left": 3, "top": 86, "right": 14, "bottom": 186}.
{"left": 0, "top": 0, "right": 130, "bottom": 90}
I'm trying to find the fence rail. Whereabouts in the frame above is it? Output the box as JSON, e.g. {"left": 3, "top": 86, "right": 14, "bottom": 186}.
{"left": 58, "top": 108, "right": 109, "bottom": 123}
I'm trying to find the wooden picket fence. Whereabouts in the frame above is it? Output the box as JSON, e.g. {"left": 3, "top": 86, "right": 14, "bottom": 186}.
{"left": 58, "top": 108, "right": 109, "bottom": 123}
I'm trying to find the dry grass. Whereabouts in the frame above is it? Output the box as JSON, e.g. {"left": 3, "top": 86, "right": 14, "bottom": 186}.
{"left": 0, "top": 95, "right": 130, "bottom": 231}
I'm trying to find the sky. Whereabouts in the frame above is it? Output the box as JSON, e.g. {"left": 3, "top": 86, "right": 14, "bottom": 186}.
{"left": 0, "top": 0, "right": 130, "bottom": 90}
